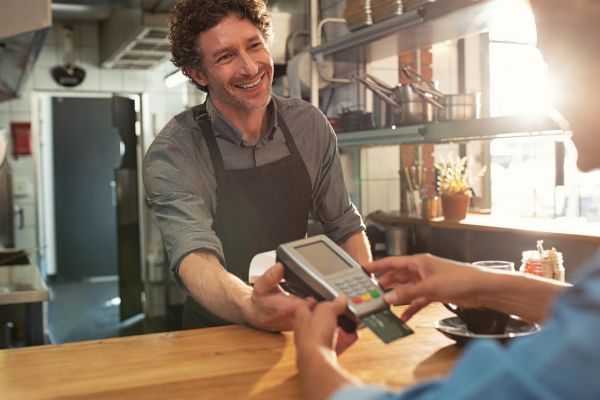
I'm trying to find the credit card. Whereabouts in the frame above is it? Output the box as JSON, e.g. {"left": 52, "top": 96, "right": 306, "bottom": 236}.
{"left": 362, "top": 309, "right": 414, "bottom": 344}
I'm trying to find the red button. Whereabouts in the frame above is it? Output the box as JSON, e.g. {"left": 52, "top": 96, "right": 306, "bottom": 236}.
{"left": 352, "top": 297, "right": 362, "bottom": 304}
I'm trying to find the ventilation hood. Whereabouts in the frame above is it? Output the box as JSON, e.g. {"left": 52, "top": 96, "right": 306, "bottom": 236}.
{"left": 0, "top": 0, "right": 52, "bottom": 102}
{"left": 98, "top": 7, "right": 304, "bottom": 70}
{"left": 100, "top": 8, "right": 170, "bottom": 70}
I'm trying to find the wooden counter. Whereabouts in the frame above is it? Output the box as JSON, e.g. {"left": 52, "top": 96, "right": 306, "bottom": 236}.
{"left": 0, "top": 304, "right": 459, "bottom": 399}
{"left": 370, "top": 211, "right": 600, "bottom": 245}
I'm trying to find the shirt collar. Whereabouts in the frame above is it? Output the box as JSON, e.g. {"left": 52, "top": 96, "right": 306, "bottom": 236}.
{"left": 205, "top": 96, "right": 279, "bottom": 147}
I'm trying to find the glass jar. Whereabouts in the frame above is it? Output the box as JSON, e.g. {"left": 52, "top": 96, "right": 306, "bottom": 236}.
{"left": 519, "top": 249, "right": 565, "bottom": 281}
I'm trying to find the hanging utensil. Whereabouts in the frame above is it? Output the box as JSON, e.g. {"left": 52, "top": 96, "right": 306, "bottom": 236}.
{"left": 401, "top": 65, "right": 444, "bottom": 98}
{"left": 352, "top": 75, "right": 400, "bottom": 128}
{"left": 352, "top": 75, "right": 400, "bottom": 106}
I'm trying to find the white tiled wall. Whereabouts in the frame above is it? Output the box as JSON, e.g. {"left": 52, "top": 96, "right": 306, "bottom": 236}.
{"left": 1, "top": 21, "right": 190, "bottom": 253}
{"left": 360, "top": 146, "right": 401, "bottom": 216}
{"left": 432, "top": 41, "right": 459, "bottom": 95}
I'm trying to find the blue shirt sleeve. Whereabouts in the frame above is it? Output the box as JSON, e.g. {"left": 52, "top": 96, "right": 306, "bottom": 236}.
{"left": 331, "top": 252, "right": 600, "bottom": 400}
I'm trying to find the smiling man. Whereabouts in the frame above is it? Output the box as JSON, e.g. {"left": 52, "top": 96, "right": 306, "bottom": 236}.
{"left": 143, "top": 0, "right": 370, "bottom": 331}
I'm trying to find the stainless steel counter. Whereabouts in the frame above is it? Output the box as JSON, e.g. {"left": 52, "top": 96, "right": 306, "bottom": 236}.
{"left": 0, "top": 264, "right": 48, "bottom": 347}
{"left": 0, "top": 264, "right": 48, "bottom": 305}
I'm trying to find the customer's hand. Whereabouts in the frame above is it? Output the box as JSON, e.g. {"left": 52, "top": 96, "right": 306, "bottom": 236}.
{"left": 365, "top": 254, "right": 485, "bottom": 321}
{"left": 294, "top": 295, "right": 358, "bottom": 359}
{"left": 293, "top": 296, "right": 359, "bottom": 400}
{"left": 247, "top": 263, "right": 316, "bottom": 332}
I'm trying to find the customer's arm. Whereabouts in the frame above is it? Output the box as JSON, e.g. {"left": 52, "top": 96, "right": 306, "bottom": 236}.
{"left": 366, "top": 254, "right": 570, "bottom": 323}
{"left": 473, "top": 269, "right": 569, "bottom": 323}
{"left": 297, "top": 263, "right": 598, "bottom": 400}
{"left": 294, "top": 296, "right": 360, "bottom": 400}
{"left": 179, "top": 252, "right": 315, "bottom": 331}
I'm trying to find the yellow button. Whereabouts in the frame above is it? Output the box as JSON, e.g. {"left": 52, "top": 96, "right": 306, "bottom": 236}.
{"left": 361, "top": 293, "right": 372, "bottom": 301}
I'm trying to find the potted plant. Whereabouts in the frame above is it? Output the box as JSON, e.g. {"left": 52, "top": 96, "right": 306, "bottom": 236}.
{"left": 435, "top": 155, "right": 485, "bottom": 221}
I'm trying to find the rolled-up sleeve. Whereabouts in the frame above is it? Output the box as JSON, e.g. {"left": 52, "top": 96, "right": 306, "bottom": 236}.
{"left": 143, "top": 120, "right": 225, "bottom": 274}
{"left": 307, "top": 110, "right": 365, "bottom": 243}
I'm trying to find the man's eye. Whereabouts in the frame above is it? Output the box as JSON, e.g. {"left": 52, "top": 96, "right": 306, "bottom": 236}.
{"left": 250, "top": 42, "right": 263, "bottom": 50}
{"left": 217, "top": 54, "right": 233, "bottom": 63}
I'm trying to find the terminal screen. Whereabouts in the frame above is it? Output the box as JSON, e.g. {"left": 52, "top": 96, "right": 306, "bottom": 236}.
{"left": 295, "top": 240, "right": 354, "bottom": 275}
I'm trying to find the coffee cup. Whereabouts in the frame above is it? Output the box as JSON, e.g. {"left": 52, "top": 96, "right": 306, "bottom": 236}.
{"left": 443, "top": 303, "right": 510, "bottom": 334}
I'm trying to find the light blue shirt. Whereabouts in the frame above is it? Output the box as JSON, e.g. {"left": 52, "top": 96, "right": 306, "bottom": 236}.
{"left": 332, "top": 252, "right": 600, "bottom": 400}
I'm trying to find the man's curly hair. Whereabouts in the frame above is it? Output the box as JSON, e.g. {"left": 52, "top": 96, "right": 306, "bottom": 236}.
{"left": 169, "top": 0, "right": 272, "bottom": 91}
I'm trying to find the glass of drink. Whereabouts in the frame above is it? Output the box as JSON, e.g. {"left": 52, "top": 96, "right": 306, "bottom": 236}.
{"left": 472, "top": 260, "right": 515, "bottom": 272}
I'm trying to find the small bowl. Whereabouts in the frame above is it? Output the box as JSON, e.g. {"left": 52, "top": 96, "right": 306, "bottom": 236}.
{"left": 435, "top": 315, "right": 541, "bottom": 345}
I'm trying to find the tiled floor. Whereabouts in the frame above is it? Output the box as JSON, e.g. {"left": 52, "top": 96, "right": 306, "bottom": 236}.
{"left": 47, "top": 279, "right": 170, "bottom": 344}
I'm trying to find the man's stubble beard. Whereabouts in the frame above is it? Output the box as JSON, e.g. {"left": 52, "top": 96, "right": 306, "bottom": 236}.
{"left": 207, "top": 68, "right": 273, "bottom": 112}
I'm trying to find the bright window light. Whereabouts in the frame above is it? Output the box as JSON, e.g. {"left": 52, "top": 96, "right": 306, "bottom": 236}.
{"left": 488, "top": 1, "right": 600, "bottom": 222}
{"left": 489, "top": 44, "right": 551, "bottom": 117}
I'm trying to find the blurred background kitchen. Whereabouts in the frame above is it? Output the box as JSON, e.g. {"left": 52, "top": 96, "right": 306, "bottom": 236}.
{"left": 1, "top": 0, "right": 599, "bottom": 348}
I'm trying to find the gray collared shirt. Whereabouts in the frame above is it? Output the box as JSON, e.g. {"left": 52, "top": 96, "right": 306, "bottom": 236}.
{"left": 143, "top": 94, "right": 365, "bottom": 274}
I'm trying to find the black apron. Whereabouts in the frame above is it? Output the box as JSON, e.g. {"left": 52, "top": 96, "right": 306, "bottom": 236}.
{"left": 182, "top": 103, "right": 312, "bottom": 329}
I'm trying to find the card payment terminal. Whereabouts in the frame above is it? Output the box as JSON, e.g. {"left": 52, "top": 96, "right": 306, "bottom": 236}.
{"left": 277, "top": 235, "right": 413, "bottom": 343}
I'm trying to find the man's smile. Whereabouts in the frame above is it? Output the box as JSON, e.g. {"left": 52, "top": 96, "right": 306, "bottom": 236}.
{"left": 236, "top": 72, "right": 265, "bottom": 90}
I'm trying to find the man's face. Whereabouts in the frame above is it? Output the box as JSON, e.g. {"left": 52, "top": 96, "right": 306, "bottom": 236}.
{"left": 529, "top": 0, "right": 600, "bottom": 172}
{"left": 189, "top": 15, "right": 273, "bottom": 116}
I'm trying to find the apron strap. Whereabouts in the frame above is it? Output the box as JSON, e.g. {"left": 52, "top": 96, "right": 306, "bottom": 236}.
{"left": 192, "top": 104, "right": 226, "bottom": 176}
{"left": 277, "top": 113, "right": 301, "bottom": 157}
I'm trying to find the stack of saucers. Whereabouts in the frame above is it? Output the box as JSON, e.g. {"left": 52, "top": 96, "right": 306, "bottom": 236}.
{"left": 371, "top": 0, "right": 403, "bottom": 23}
{"left": 343, "top": 0, "right": 373, "bottom": 31}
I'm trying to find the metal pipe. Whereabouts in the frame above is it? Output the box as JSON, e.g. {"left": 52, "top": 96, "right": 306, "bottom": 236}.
{"left": 314, "top": 18, "right": 352, "bottom": 85}
{"left": 310, "top": 0, "right": 319, "bottom": 107}
{"left": 285, "top": 30, "right": 309, "bottom": 60}
{"left": 317, "top": 18, "right": 346, "bottom": 45}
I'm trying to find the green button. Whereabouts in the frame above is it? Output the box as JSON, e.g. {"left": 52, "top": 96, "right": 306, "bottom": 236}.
{"left": 370, "top": 290, "right": 381, "bottom": 298}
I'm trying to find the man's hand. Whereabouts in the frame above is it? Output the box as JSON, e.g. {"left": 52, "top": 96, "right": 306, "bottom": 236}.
{"left": 365, "top": 254, "right": 484, "bottom": 321}
{"left": 244, "top": 263, "right": 316, "bottom": 331}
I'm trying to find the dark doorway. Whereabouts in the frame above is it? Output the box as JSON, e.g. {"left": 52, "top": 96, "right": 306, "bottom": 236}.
{"left": 51, "top": 96, "right": 142, "bottom": 321}
{"left": 52, "top": 97, "right": 121, "bottom": 279}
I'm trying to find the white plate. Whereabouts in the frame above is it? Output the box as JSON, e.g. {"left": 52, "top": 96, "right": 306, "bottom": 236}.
{"left": 435, "top": 315, "right": 541, "bottom": 345}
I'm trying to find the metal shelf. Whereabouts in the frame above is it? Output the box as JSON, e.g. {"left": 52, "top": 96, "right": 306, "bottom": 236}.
{"left": 336, "top": 115, "right": 568, "bottom": 148}
{"left": 336, "top": 125, "right": 423, "bottom": 147}
{"left": 311, "top": 0, "right": 498, "bottom": 62}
